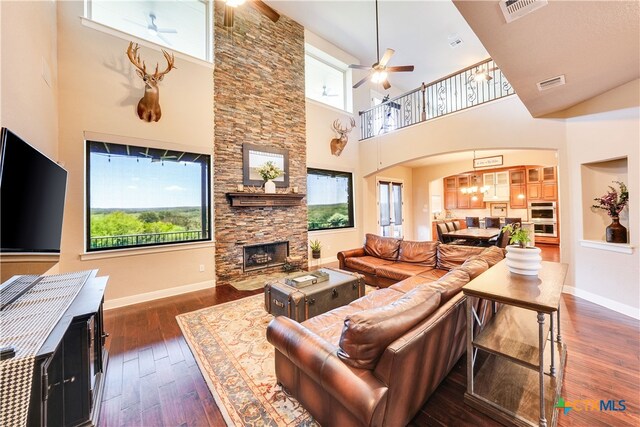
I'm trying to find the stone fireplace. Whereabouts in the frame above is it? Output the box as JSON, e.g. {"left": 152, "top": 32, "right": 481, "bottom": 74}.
{"left": 243, "top": 241, "right": 289, "bottom": 272}
{"left": 213, "top": 3, "right": 307, "bottom": 285}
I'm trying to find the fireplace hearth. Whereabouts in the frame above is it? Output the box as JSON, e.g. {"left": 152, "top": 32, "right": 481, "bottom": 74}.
{"left": 243, "top": 241, "right": 289, "bottom": 272}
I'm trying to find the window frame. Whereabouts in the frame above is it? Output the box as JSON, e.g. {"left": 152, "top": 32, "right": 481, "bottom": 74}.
{"left": 85, "top": 139, "right": 212, "bottom": 252}
{"left": 377, "top": 178, "right": 404, "bottom": 238}
{"left": 307, "top": 168, "right": 355, "bottom": 232}
{"left": 84, "top": 0, "right": 213, "bottom": 63}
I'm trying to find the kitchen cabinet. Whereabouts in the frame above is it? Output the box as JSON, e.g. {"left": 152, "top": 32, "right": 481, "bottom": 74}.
{"left": 444, "top": 177, "right": 457, "bottom": 210}
{"left": 483, "top": 171, "right": 509, "bottom": 202}
{"left": 509, "top": 169, "right": 527, "bottom": 209}
{"left": 469, "top": 174, "right": 486, "bottom": 208}
{"left": 457, "top": 175, "right": 470, "bottom": 209}
{"left": 527, "top": 166, "right": 557, "bottom": 201}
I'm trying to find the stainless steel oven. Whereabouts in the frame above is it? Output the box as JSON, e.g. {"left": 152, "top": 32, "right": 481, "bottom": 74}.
{"left": 529, "top": 202, "right": 557, "bottom": 237}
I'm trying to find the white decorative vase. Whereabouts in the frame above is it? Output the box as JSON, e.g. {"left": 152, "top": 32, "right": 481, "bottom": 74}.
{"left": 264, "top": 179, "right": 276, "bottom": 194}
{"left": 505, "top": 245, "right": 542, "bottom": 276}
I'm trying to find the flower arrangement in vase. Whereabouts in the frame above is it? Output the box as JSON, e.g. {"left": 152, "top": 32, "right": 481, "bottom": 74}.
{"left": 592, "top": 181, "right": 628, "bottom": 243}
{"left": 502, "top": 223, "right": 542, "bottom": 276}
{"left": 256, "top": 161, "right": 284, "bottom": 194}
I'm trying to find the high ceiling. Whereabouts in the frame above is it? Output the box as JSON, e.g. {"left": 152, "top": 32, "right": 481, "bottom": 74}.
{"left": 264, "top": 0, "right": 639, "bottom": 116}
{"left": 265, "top": 0, "right": 489, "bottom": 92}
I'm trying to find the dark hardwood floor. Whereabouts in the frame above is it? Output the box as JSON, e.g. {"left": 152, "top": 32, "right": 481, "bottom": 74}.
{"left": 100, "top": 248, "right": 638, "bottom": 426}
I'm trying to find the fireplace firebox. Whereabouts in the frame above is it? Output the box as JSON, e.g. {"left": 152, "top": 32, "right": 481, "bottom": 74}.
{"left": 243, "top": 241, "right": 289, "bottom": 272}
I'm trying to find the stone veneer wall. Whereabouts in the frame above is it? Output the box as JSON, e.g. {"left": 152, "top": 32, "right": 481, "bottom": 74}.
{"left": 213, "top": 2, "right": 308, "bottom": 284}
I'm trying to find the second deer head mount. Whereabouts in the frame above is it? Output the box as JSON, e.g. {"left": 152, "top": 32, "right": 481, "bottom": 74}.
{"left": 330, "top": 118, "right": 356, "bottom": 157}
{"left": 126, "top": 42, "right": 176, "bottom": 122}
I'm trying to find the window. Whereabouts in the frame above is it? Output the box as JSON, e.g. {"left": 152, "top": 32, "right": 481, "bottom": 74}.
{"left": 86, "top": 141, "right": 211, "bottom": 251}
{"left": 378, "top": 180, "right": 403, "bottom": 238}
{"left": 307, "top": 168, "right": 354, "bottom": 231}
{"left": 86, "top": 0, "right": 211, "bottom": 62}
{"left": 305, "top": 44, "right": 350, "bottom": 111}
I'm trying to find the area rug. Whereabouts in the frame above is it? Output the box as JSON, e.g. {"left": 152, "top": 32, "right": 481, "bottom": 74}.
{"left": 228, "top": 271, "right": 295, "bottom": 291}
{"left": 176, "top": 294, "right": 318, "bottom": 426}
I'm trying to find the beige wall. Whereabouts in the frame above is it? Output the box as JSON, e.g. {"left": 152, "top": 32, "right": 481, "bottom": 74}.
{"left": 563, "top": 80, "right": 639, "bottom": 318}
{"left": 1, "top": 0, "right": 58, "bottom": 159}
{"left": 305, "top": 32, "right": 364, "bottom": 261}
{"left": 56, "top": 1, "right": 215, "bottom": 305}
{"left": 359, "top": 96, "right": 566, "bottom": 177}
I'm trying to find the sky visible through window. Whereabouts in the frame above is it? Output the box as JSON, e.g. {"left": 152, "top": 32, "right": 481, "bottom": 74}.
{"left": 90, "top": 153, "right": 202, "bottom": 209}
{"left": 307, "top": 174, "right": 349, "bottom": 206}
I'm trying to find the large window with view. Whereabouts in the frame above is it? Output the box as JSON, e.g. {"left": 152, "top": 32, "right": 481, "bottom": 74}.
{"left": 86, "top": 0, "right": 211, "bottom": 62}
{"left": 86, "top": 141, "right": 211, "bottom": 251}
{"left": 307, "top": 168, "right": 354, "bottom": 231}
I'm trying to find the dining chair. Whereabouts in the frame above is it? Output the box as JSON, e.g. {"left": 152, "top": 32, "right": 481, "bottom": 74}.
{"left": 436, "top": 223, "right": 450, "bottom": 243}
{"left": 505, "top": 217, "right": 522, "bottom": 226}
{"left": 466, "top": 217, "right": 480, "bottom": 228}
{"left": 484, "top": 217, "right": 501, "bottom": 228}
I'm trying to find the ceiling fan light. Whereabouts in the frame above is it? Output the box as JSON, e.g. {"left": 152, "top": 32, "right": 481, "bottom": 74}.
{"left": 226, "top": 0, "right": 246, "bottom": 7}
{"left": 473, "top": 71, "right": 490, "bottom": 82}
{"left": 371, "top": 70, "right": 388, "bottom": 84}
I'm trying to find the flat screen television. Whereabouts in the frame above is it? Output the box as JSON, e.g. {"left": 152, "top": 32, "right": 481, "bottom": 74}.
{"left": 0, "top": 128, "right": 68, "bottom": 253}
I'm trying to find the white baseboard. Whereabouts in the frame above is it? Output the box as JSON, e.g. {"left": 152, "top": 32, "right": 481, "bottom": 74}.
{"left": 104, "top": 279, "right": 215, "bottom": 310}
{"left": 309, "top": 255, "right": 338, "bottom": 266}
{"left": 563, "top": 286, "right": 640, "bottom": 320}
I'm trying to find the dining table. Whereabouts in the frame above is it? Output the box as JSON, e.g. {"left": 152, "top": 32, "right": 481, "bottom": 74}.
{"left": 442, "top": 227, "right": 501, "bottom": 245}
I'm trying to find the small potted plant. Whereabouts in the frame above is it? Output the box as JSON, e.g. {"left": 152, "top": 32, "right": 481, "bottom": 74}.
{"left": 502, "top": 223, "right": 542, "bottom": 276}
{"left": 309, "top": 239, "right": 322, "bottom": 259}
{"left": 256, "top": 161, "right": 284, "bottom": 194}
{"left": 592, "top": 180, "right": 628, "bottom": 243}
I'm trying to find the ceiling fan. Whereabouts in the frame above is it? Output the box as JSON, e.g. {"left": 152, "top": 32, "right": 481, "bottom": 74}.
{"left": 321, "top": 85, "right": 339, "bottom": 97}
{"left": 139, "top": 150, "right": 178, "bottom": 163}
{"left": 223, "top": 0, "right": 280, "bottom": 28}
{"left": 349, "top": 0, "right": 414, "bottom": 90}
{"left": 472, "top": 64, "right": 500, "bottom": 82}
{"left": 125, "top": 13, "right": 177, "bottom": 45}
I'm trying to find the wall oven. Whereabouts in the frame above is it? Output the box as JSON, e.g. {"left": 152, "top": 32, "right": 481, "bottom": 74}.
{"left": 529, "top": 202, "right": 557, "bottom": 237}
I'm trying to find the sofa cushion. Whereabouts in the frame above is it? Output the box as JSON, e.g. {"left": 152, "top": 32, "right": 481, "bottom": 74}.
{"left": 374, "top": 262, "right": 432, "bottom": 282}
{"left": 389, "top": 275, "right": 431, "bottom": 294}
{"left": 397, "top": 240, "right": 439, "bottom": 266}
{"left": 363, "top": 233, "right": 401, "bottom": 261}
{"left": 457, "top": 258, "right": 489, "bottom": 280}
{"left": 436, "top": 244, "right": 485, "bottom": 271}
{"left": 338, "top": 286, "right": 441, "bottom": 370}
{"left": 303, "top": 305, "right": 361, "bottom": 346}
{"left": 428, "top": 269, "right": 471, "bottom": 303}
{"left": 344, "top": 256, "right": 394, "bottom": 275}
{"left": 417, "top": 268, "right": 448, "bottom": 282}
{"left": 479, "top": 246, "right": 505, "bottom": 267}
{"left": 349, "top": 288, "right": 405, "bottom": 311}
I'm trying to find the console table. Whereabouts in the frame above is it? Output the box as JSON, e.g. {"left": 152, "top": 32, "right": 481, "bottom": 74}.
{"left": 463, "top": 260, "right": 567, "bottom": 427}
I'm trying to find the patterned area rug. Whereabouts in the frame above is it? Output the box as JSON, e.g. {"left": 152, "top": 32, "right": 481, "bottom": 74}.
{"left": 176, "top": 294, "right": 317, "bottom": 426}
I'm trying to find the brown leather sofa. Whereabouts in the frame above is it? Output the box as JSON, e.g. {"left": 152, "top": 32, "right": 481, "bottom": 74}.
{"left": 338, "top": 233, "right": 491, "bottom": 287}
{"left": 267, "top": 243, "right": 504, "bottom": 426}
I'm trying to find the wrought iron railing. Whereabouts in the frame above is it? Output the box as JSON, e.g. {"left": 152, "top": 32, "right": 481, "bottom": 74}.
{"left": 359, "top": 58, "right": 515, "bottom": 140}
{"left": 89, "top": 230, "right": 204, "bottom": 249}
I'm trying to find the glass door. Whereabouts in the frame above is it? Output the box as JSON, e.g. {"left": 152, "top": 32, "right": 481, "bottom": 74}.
{"left": 378, "top": 180, "right": 403, "bottom": 238}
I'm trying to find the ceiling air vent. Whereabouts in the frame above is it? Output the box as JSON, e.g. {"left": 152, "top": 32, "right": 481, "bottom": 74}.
{"left": 537, "top": 75, "right": 566, "bottom": 91}
{"left": 500, "top": 0, "right": 548, "bottom": 23}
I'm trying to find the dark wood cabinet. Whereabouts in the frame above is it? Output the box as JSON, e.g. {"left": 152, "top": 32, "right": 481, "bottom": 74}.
{"left": 509, "top": 169, "right": 527, "bottom": 209}
{"left": 526, "top": 166, "right": 557, "bottom": 201}
{"left": 26, "top": 272, "right": 108, "bottom": 427}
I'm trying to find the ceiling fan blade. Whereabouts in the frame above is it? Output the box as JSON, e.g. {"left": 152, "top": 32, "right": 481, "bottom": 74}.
{"left": 379, "top": 48, "right": 395, "bottom": 67}
{"left": 349, "top": 64, "right": 371, "bottom": 70}
{"left": 353, "top": 73, "right": 372, "bottom": 89}
{"left": 249, "top": 0, "right": 280, "bottom": 23}
{"left": 157, "top": 28, "right": 178, "bottom": 34}
{"left": 156, "top": 32, "right": 172, "bottom": 45}
{"left": 387, "top": 65, "right": 415, "bottom": 72}
{"left": 382, "top": 79, "right": 391, "bottom": 90}
{"left": 223, "top": 5, "right": 234, "bottom": 28}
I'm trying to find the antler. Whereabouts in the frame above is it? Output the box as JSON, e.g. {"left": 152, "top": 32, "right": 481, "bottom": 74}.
{"left": 347, "top": 117, "right": 356, "bottom": 132}
{"left": 154, "top": 49, "right": 176, "bottom": 80}
{"left": 126, "top": 42, "right": 147, "bottom": 74}
{"left": 332, "top": 119, "right": 343, "bottom": 133}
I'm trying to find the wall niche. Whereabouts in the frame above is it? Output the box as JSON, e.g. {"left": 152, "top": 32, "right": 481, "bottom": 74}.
{"left": 581, "top": 157, "right": 629, "bottom": 242}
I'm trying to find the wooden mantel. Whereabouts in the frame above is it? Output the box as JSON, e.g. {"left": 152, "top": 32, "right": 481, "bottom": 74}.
{"left": 226, "top": 192, "right": 305, "bottom": 207}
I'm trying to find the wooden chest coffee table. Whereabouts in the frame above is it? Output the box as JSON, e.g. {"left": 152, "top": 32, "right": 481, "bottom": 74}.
{"left": 264, "top": 268, "right": 365, "bottom": 322}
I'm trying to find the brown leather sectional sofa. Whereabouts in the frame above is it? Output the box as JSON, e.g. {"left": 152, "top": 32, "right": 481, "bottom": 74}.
{"left": 267, "top": 235, "right": 504, "bottom": 426}
{"left": 338, "top": 233, "right": 493, "bottom": 288}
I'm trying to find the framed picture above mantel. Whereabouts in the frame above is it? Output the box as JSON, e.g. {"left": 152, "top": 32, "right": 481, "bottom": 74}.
{"left": 242, "top": 143, "right": 289, "bottom": 188}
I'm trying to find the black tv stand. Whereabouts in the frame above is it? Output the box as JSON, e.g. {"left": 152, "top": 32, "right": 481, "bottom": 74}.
{"left": 0, "top": 270, "right": 109, "bottom": 427}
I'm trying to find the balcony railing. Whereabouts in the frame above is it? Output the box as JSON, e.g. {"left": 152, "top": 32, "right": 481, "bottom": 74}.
{"left": 89, "top": 230, "right": 204, "bottom": 250}
{"left": 359, "top": 58, "right": 515, "bottom": 140}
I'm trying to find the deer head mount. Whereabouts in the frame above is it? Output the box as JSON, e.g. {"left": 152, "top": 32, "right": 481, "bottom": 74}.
{"left": 330, "top": 118, "right": 356, "bottom": 156}
{"left": 126, "top": 42, "right": 176, "bottom": 122}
